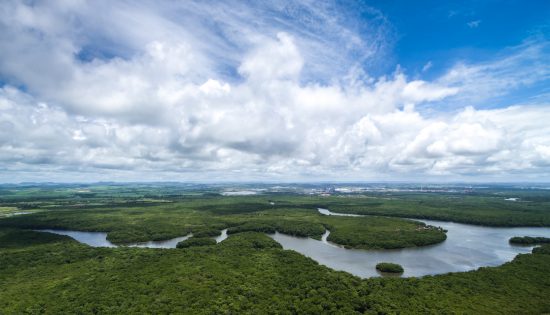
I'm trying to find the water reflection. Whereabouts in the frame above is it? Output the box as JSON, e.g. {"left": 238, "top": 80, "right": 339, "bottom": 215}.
{"left": 37, "top": 229, "right": 117, "bottom": 248}
{"left": 127, "top": 234, "right": 192, "bottom": 248}
{"left": 215, "top": 229, "right": 228, "bottom": 243}
{"left": 36, "top": 209, "right": 550, "bottom": 278}
{"left": 34, "top": 230, "right": 227, "bottom": 249}
{"left": 269, "top": 209, "right": 550, "bottom": 278}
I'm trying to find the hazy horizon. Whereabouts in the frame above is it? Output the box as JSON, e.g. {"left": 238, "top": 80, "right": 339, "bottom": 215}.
{"left": 2, "top": 180, "right": 550, "bottom": 186}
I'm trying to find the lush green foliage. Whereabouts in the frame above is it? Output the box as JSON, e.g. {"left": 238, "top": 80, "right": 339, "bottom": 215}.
{"left": 176, "top": 237, "right": 217, "bottom": 248}
{"left": 0, "top": 228, "right": 70, "bottom": 248}
{"left": 192, "top": 227, "right": 223, "bottom": 238}
{"left": 509, "top": 236, "right": 550, "bottom": 245}
{"left": 363, "top": 249, "right": 550, "bottom": 314}
{"left": 228, "top": 219, "right": 326, "bottom": 238}
{"left": 322, "top": 192, "right": 550, "bottom": 227}
{"left": 0, "top": 229, "right": 367, "bottom": 314}
{"left": 1, "top": 227, "right": 550, "bottom": 314}
{"left": 0, "top": 200, "right": 230, "bottom": 244}
{"left": 375, "top": 262, "right": 404, "bottom": 273}
{"left": 0, "top": 195, "right": 446, "bottom": 249}
{"left": 324, "top": 216, "right": 446, "bottom": 249}
{"left": 226, "top": 208, "right": 446, "bottom": 248}
{"left": 220, "top": 231, "right": 283, "bottom": 249}
{"left": 532, "top": 243, "right": 550, "bottom": 255}
{"left": 1, "top": 185, "right": 550, "bottom": 313}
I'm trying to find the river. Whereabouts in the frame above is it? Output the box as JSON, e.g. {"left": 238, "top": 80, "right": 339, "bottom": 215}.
{"left": 35, "top": 228, "right": 228, "bottom": 249}
{"left": 269, "top": 208, "right": 550, "bottom": 277}
{"left": 36, "top": 209, "right": 550, "bottom": 278}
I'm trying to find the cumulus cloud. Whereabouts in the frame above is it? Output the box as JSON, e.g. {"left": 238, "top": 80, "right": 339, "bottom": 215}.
{"left": 0, "top": 1, "right": 549, "bottom": 182}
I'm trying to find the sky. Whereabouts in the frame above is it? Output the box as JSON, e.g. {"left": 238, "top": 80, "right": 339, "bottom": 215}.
{"left": 0, "top": 0, "right": 549, "bottom": 183}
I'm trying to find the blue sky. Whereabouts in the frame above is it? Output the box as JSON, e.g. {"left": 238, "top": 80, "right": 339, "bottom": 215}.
{"left": 372, "top": 0, "right": 550, "bottom": 72}
{"left": 0, "top": 0, "right": 549, "bottom": 182}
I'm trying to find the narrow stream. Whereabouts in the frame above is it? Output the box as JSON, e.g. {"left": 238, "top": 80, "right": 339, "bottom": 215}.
{"left": 127, "top": 234, "right": 193, "bottom": 249}
{"left": 215, "top": 229, "right": 228, "bottom": 243}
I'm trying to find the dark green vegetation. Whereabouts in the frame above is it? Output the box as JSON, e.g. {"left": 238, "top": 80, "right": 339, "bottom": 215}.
{"left": 0, "top": 190, "right": 447, "bottom": 249}
{"left": 1, "top": 227, "right": 550, "bottom": 314}
{"left": 509, "top": 236, "right": 550, "bottom": 245}
{"left": 324, "top": 191, "right": 550, "bottom": 227}
{"left": 2, "top": 183, "right": 550, "bottom": 227}
{"left": 533, "top": 243, "right": 550, "bottom": 255}
{"left": 325, "top": 217, "right": 445, "bottom": 249}
{"left": 176, "top": 237, "right": 217, "bottom": 248}
{"left": 227, "top": 220, "right": 326, "bottom": 238}
{"left": 376, "top": 262, "right": 404, "bottom": 273}
{"left": 1, "top": 184, "right": 550, "bottom": 314}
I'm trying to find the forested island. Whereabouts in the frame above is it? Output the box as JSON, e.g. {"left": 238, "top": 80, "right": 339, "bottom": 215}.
{"left": 509, "top": 236, "right": 550, "bottom": 245}
{"left": 376, "top": 262, "right": 404, "bottom": 273}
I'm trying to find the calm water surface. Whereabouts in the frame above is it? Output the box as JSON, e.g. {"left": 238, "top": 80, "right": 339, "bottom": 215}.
{"left": 35, "top": 229, "right": 229, "bottom": 249}
{"left": 215, "top": 229, "right": 228, "bottom": 243}
{"left": 127, "top": 234, "right": 193, "bottom": 248}
{"left": 37, "top": 229, "right": 117, "bottom": 248}
{"left": 269, "top": 208, "right": 550, "bottom": 277}
{"left": 37, "top": 209, "right": 550, "bottom": 278}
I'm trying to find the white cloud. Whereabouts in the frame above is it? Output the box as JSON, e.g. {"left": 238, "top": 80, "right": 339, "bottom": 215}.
{"left": 467, "top": 20, "right": 481, "bottom": 28}
{"left": 239, "top": 33, "right": 304, "bottom": 82}
{"left": 402, "top": 80, "right": 458, "bottom": 102}
{"left": 199, "top": 79, "right": 231, "bottom": 95}
{"left": 0, "top": 1, "right": 549, "bottom": 182}
{"left": 421, "top": 61, "right": 432, "bottom": 72}
{"left": 437, "top": 40, "right": 550, "bottom": 106}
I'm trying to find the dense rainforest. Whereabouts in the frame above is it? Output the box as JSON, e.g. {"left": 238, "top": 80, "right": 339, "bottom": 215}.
{"left": 0, "top": 196, "right": 448, "bottom": 250}
{"left": 1, "top": 184, "right": 550, "bottom": 314}
{"left": 1, "top": 228, "right": 550, "bottom": 314}
{"left": 375, "top": 262, "right": 404, "bottom": 273}
{"left": 509, "top": 236, "right": 550, "bottom": 245}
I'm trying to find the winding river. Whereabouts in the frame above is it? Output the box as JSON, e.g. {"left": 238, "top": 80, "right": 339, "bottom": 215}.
{"left": 269, "top": 209, "right": 550, "bottom": 277}
{"left": 35, "top": 209, "right": 550, "bottom": 278}
{"left": 35, "top": 228, "right": 228, "bottom": 249}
